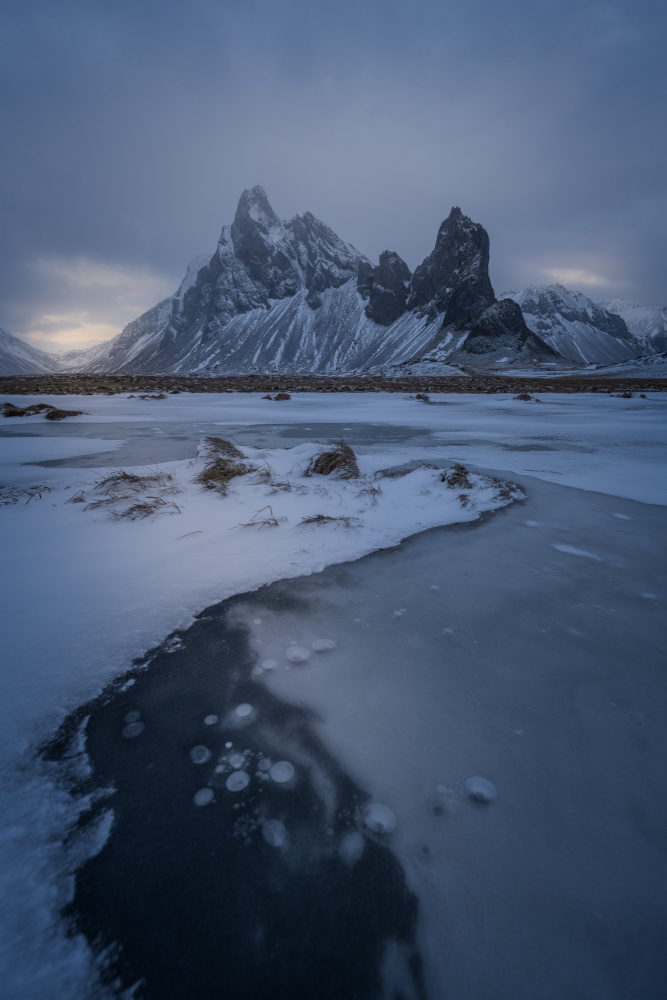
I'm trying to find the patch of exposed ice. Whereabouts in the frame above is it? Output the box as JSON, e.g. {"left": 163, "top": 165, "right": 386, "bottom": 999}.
{"left": 262, "top": 819, "right": 287, "bottom": 848}
{"left": 339, "top": 830, "right": 365, "bottom": 866}
{"left": 552, "top": 544, "right": 603, "bottom": 562}
{"left": 465, "top": 776, "right": 497, "bottom": 803}
{"left": 121, "top": 721, "right": 145, "bottom": 739}
{"left": 361, "top": 802, "right": 396, "bottom": 835}
{"left": 193, "top": 788, "right": 214, "bottom": 807}
{"left": 311, "top": 638, "right": 337, "bottom": 652}
{"left": 226, "top": 771, "right": 250, "bottom": 792}
{"left": 269, "top": 761, "right": 295, "bottom": 784}
{"left": 286, "top": 645, "right": 311, "bottom": 663}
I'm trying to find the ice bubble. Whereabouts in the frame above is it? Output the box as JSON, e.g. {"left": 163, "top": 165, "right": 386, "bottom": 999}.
{"left": 204, "top": 714, "right": 218, "bottom": 726}
{"left": 392, "top": 609, "right": 407, "bottom": 617}
{"left": 253, "top": 618, "right": 262, "bottom": 625}
{"left": 613, "top": 512, "right": 632, "bottom": 520}
{"left": 465, "top": 776, "right": 497, "bottom": 803}
{"left": 226, "top": 770, "right": 250, "bottom": 792}
{"left": 552, "top": 543, "right": 603, "bottom": 562}
{"left": 258, "top": 758, "right": 272, "bottom": 772}
{"left": 229, "top": 753, "right": 245, "bottom": 769}
{"left": 642, "top": 592, "right": 658, "bottom": 599}
{"left": 429, "top": 584, "right": 440, "bottom": 591}
{"left": 189, "top": 745, "right": 211, "bottom": 764}
{"left": 361, "top": 803, "right": 396, "bottom": 835}
{"left": 525, "top": 520, "right": 540, "bottom": 527}
{"left": 193, "top": 788, "right": 214, "bottom": 807}
{"left": 234, "top": 703, "right": 253, "bottom": 718}
{"left": 251, "top": 666, "right": 264, "bottom": 677}
{"left": 225, "top": 741, "right": 232, "bottom": 748}
{"left": 121, "top": 721, "right": 145, "bottom": 739}
{"left": 269, "top": 761, "right": 295, "bottom": 784}
{"left": 286, "top": 645, "right": 311, "bottom": 663}
{"left": 215, "top": 765, "right": 225, "bottom": 774}
{"left": 124, "top": 710, "right": 141, "bottom": 724}
{"left": 339, "top": 831, "right": 365, "bottom": 866}
{"left": 311, "top": 638, "right": 337, "bottom": 652}
{"left": 261, "top": 659, "right": 278, "bottom": 670}
{"left": 262, "top": 819, "right": 287, "bottom": 848}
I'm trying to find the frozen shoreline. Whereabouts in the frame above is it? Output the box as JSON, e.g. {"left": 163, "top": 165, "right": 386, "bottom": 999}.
{"left": 1, "top": 391, "right": 666, "bottom": 998}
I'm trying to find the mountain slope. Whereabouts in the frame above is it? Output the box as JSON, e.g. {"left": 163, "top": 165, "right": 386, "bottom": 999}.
{"left": 599, "top": 299, "right": 667, "bottom": 354}
{"left": 0, "top": 328, "right": 63, "bottom": 376}
{"left": 501, "top": 285, "right": 642, "bottom": 364}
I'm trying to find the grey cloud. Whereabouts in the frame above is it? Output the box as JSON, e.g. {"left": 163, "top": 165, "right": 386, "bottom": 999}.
{"left": 1, "top": 0, "right": 665, "bottom": 349}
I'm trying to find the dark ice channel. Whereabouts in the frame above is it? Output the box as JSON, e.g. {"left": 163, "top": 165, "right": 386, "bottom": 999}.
{"left": 43, "top": 474, "right": 667, "bottom": 999}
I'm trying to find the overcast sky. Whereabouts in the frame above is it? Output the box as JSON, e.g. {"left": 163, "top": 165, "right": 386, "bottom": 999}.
{"left": 1, "top": 0, "right": 665, "bottom": 352}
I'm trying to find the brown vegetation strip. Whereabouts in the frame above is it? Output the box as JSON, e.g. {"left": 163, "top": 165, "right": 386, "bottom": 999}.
{"left": 0, "top": 373, "right": 665, "bottom": 396}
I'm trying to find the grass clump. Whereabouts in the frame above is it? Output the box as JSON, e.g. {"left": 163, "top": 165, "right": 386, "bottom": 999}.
{"left": 2, "top": 401, "right": 85, "bottom": 419}
{"left": 194, "top": 458, "right": 251, "bottom": 494}
{"left": 0, "top": 483, "right": 51, "bottom": 506}
{"left": 299, "top": 513, "right": 360, "bottom": 528}
{"left": 85, "top": 468, "right": 181, "bottom": 519}
{"left": 304, "top": 440, "right": 360, "bottom": 480}
{"left": 440, "top": 464, "right": 474, "bottom": 489}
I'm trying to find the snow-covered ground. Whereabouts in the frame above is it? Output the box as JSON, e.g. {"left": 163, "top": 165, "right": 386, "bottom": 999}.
{"left": 1, "top": 390, "right": 666, "bottom": 997}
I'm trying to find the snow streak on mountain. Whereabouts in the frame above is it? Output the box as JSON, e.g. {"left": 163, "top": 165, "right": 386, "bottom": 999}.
{"left": 0, "top": 328, "right": 62, "bottom": 376}
{"left": 500, "top": 286, "right": 645, "bottom": 365}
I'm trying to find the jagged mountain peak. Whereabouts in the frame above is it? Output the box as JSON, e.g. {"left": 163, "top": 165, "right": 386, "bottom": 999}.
{"left": 233, "top": 185, "right": 279, "bottom": 227}
{"left": 407, "top": 206, "right": 495, "bottom": 328}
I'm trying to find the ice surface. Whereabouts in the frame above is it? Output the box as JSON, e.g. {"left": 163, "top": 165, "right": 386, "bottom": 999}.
{"left": 1, "top": 391, "right": 667, "bottom": 998}
{"left": 362, "top": 803, "right": 397, "bottom": 835}
{"left": 226, "top": 771, "right": 250, "bottom": 792}
{"left": 121, "top": 721, "right": 145, "bottom": 739}
{"left": 464, "top": 776, "right": 497, "bottom": 803}
{"left": 269, "top": 761, "right": 295, "bottom": 784}
{"left": 286, "top": 645, "right": 311, "bottom": 663}
{"left": 311, "top": 638, "right": 337, "bottom": 651}
{"left": 339, "top": 830, "right": 365, "bottom": 866}
{"left": 552, "top": 543, "right": 603, "bottom": 561}
{"left": 193, "top": 788, "right": 214, "bottom": 807}
{"left": 262, "top": 819, "right": 287, "bottom": 847}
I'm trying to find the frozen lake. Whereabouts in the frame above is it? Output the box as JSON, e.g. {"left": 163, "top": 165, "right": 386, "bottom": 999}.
{"left": 0, "top": 391, "right": 666, "bottom": 998}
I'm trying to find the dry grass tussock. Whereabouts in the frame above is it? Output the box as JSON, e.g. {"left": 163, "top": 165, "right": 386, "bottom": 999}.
{"left": 85, "top": 468, "right": 182, "bottom": 519}
{"left": 2, "top": 401, "right": 85, "bottom": 420}
{"left": 234, "top": 506, "right": 287, "bottom": 530}
{"left": 193, "top": 437, "right": 253, "bottom": 495}
{"left": 304, "top": 440, "right": 360, "bottom": 479}
{"left": 440, "top": 464, "right": 474, "bottom": 490}
{"left": 0, "top": 483, "right": 51, "bottom": 506}
{"left": 299, "top": 513, "right": 360, "bottom": 528}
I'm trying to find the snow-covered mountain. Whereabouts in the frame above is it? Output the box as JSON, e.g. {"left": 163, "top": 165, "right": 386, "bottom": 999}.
{"left": 599, "top": 299, "right": 667, "bottom": 354}
{"left": 0, "top": 327, "right": 62, "bottom": 376}
{"left": 58, "top": 187, "right": 558, "bottom": 375}
{"left": 499, "top": 285, "right": 643, "bottom": 365}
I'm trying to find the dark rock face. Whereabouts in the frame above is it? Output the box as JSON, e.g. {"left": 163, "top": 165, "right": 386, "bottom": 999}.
{"left": 408, "top": 207, "right": 495, "bottom": 328}
{"left": 364, "top": 251, "right": 412, "bottom": 326}
{"left": 172, "top": 187, "right": 367, "bottom": 344}
{"left": 460, "top": 299, "right": 559, "bottom": 358}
